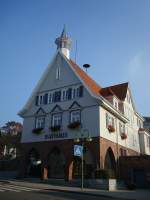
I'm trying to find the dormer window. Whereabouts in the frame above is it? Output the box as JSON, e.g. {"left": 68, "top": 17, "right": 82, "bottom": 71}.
{"left": 52, "top": 113, "right": 62, "bottom": 127}
{"left": 70, "top": 110, "right": 81, "bottom": 123}
{"left": 56, "top": 67, "right": 60, "bottom": 80}
{"left": 113, "top": 98, "right": 118, "bottom": 110}
{"left": 35, "top": 117, "right": 45, "bottom": 129}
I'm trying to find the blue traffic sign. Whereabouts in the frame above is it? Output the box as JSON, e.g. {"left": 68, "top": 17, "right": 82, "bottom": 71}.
{"left": 74, "top": 145, "right": 83, "bottom": 157}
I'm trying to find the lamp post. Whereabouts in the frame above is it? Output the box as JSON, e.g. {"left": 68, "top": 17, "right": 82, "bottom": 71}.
{"left": 74, "top": 128, "right": 92, "bottom": 190}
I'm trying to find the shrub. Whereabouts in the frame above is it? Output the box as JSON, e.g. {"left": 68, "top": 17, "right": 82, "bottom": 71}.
{"left": 32, "top": 128, "right": 43, "bottom": 134}
{"left": 108, "top": 125, "right": 115, "bottom": 132}
{"left": 50, "top": 125, "right": 61, "bottom": 132}
{"left": 68, "top": 121, "right": 81, "bottom": 129}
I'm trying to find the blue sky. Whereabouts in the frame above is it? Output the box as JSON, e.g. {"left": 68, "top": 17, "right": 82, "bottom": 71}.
{"left": 0, "top": 0, "right": 150, "bottom": 126}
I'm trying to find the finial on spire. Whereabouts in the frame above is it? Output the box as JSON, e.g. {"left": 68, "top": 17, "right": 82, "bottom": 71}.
{"left": 55, "top": 26, "right": 72, "bottom": 59}
{"left": 61, "top": 24, "right": 67, "bottom": 38}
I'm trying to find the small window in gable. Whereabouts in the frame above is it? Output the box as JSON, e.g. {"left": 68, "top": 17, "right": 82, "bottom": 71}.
{"left": 56, "top": 67, "right": 60, "bottom": 80}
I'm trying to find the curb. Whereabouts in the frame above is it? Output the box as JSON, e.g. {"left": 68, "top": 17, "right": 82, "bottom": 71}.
{"left": 44, "top": 188, "right": 135, "bottom": 200}
{"left": 7, "top": 180, "right": 135, "bottom": 200}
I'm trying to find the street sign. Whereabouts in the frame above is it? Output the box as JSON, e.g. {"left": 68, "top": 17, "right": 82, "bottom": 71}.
{"left": 74, "top": 145, "right": 83, "bottom": 157}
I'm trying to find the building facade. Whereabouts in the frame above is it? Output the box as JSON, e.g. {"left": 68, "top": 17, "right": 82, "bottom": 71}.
{"left": 18, "top": 28, "right": 148, "bottom": 180}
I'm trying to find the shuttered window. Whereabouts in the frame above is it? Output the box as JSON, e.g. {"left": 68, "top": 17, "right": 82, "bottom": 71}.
{"left": 106, "top": 113, "right": 109, "bottom": 128}
{"left": 79, "top": 86, "right": 83, "bottom": 97}
{"left": 67, "top": 88, "right": 72, "bottom": 100}
{"left": 35, "top": 96, "right": 39, "bottom": 106}
{"left": 43, "top": 93, "right": 48, "bottom": 105}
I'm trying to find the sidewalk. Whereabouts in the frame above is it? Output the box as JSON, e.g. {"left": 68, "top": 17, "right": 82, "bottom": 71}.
{"left": 1, "top": 178, "right": 150, "bottom": 200}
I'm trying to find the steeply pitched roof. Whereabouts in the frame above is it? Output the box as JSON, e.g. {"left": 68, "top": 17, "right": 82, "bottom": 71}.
{"left": 69, "top": 59, "right": 128, "bottom": 101}
{"left": 101, "top": 82, "right": 129, "bottom": 100}
{"left": 69, "top": 59, "right": 102, "bottom": 96}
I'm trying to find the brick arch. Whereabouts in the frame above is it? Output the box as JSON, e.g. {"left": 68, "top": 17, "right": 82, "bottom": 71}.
{"left": 27, "top": 147, "right": 41, "bottom": 178}
{"left": 47, "top": 146, "right": 66, "bottom": 178}
{"left": 104, "top": 147, "right": 116, "bottom": 171}
{"left": 100, "top": 137, "right": 118, "bottom": 168}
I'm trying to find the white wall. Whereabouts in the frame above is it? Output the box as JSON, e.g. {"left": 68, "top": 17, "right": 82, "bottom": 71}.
{"left": 99, "top": 106, "right": 141, "bottom": 153}
{"left": 21, "top": 53, "right": 100, "bottom": 143}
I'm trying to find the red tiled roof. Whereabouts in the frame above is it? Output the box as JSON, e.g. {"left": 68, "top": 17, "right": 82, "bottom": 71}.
{"left": 69, "top": 59, "right": 102, "bottom": 96}
{"left": 104, "top": 82, "right": 129, "bottom": 100}
{"left": 69, "top": 59, "right": 128, "bottom": 101}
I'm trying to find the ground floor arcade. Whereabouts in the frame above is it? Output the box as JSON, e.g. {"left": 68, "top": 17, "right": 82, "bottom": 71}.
{"left": 19, "top": 137, "right": 138, "bottom": 180}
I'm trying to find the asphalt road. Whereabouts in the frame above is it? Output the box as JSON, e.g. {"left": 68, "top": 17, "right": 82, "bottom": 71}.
{"left": 0, "top": 182, "right": 116, "bottom": 200}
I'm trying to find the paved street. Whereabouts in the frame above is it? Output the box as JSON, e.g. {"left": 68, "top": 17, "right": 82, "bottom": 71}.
{"left": 0, "top": 179, "right": 150, "bottom": 200}
{"left": 0, "top": 182, "right": 114, "bottom": 200}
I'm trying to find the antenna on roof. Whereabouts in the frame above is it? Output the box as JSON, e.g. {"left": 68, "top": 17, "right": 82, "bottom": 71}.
{"left": 75, "top": 40, "right": 78, "bottom": 63}
{"left": 83, "top": 64, "right": 91, "bottom": 73}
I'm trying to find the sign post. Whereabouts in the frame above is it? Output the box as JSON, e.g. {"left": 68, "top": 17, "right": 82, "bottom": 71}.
{"left": 74, "top": 128, "right": 92, "bottom": 190}
{"left": 74, "top": 144, "right": 84, "bottom": 190}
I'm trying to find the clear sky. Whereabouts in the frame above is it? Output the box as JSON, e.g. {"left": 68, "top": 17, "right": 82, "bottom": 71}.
{"left": 0, "top": 0, "right": 150, "bottom": 126}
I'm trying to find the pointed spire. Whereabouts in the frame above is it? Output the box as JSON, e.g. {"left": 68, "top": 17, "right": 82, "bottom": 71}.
{"left": 55, "top": 26, "right": 72, "bottom": 59}
{"left": 61, "top": 25, "right": 67, "bottom": 38}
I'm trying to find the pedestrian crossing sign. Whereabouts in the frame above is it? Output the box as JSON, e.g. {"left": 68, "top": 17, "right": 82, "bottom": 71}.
{"left": 74, "top": 145, "right": 83, "bottom": 157}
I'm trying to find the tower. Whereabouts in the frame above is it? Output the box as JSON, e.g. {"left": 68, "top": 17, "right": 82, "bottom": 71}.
{"left": 55, "top": 26, "right": 72, "bottom": 59}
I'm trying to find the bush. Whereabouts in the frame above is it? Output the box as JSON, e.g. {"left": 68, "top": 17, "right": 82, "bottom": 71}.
{"left": 68, "top": 121, "right": 81, "bottom": 129}
{"left": 126, "top": 181, "right": 136, "bottom": 190}
{"left": 32, "top": 128, "right": 43, "bottom": 134}
{"left": 50, "top": 125, "right": 61, "bottom": 132}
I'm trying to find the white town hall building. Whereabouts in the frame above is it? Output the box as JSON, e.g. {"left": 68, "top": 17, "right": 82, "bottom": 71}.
{"left": 18, "top": 27, "right": 150, "bottom": 180}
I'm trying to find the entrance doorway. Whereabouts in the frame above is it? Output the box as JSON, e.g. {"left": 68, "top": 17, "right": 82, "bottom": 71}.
{"left": 48, "top": 147, "right": 65, "bottom": 178}
{"left": 104, "top": 147, "right": 116, "bottom": 177}
{"left": 27, "top": 148, "right": 41, "bottom": 177}
{"left": 73, "top": 147, "right": 94, "bottom": 178}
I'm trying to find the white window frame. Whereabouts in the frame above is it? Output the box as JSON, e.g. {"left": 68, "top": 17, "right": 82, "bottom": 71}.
{"left": 39, "top": 95, "right": 43, "bottom": 105}
{"left": 56, "top": 67, "right": 60, "bottom": 80}
{"left": 70, "top": 110, "right": 81, "bottom": 123}
{"left": 106, "top": 113, "right": 115, "bottom": 128}
{"left": 48, "top": 93, "right": 53, "bottom": 104}
{"left": 52, "top": 113, "right": 62, "bottom": 127}
{"left": 35, "top": 117, "right": 45, "bottom": 129}
{"left": 72, "top": 88, "right": 76, "bottom": 99}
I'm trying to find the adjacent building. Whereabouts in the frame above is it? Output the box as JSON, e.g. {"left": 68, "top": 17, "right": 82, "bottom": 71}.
{"left": 18, "top": 27, "right": 149, "bottom": 180}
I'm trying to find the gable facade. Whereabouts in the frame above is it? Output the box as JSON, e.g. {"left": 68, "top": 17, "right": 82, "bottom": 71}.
{"left": 19, "top": 28, "right": 148, "bottom": 181}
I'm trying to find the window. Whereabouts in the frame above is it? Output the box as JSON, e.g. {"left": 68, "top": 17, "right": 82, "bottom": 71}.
{"left": 39, "top": 95, "right": 43, "bottom": 105}
{"left": 35, "top": 117, "right": 45, "bottom": 129}
{"left": 52, "top": 113, "right": 62, "bottom": 127}
{"left": 120, "top": 148, "right": 127, "bottom": 156}
{"left": 48, "top": 93, "right": 53, "bottom": 104}
{"left": 119, "top": 122, "right": 125, "bottom": 134}
{"left": 132, "top": 135, "right": 136, "bottom": 146}
{"left": 106, "top": 113, "right": 115, "bottom": 128}
{"left": 53, "top": 91, "right": 61, "bottom": 102}
{"left": 56, "top": 67, "right": 60, "bottom": 80}
{"left": 114, "top": 101, "right": 118, "bottom": 109}
{"left": 35, "top": 96, "right": 39, "bottom": 106}
{"left": 67, "top": 88, "right": 72, "bottom": 100}
{"left": 70, "top": 110, "right": 81, "bottom": 123}
{"left": 72, "top": 88, "right": 76, "bottom": 99}
{"left": 43, "top": 93, "right": 48, "bottom": 105}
